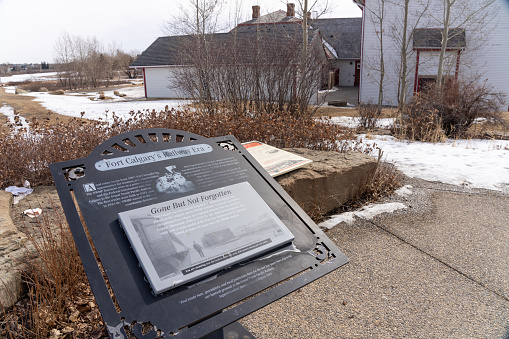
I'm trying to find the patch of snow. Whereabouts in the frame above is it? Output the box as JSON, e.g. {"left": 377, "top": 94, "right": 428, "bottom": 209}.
{"left": 4, "top": 86, "right": 16, "bottom": 94}
{"left": 319, "top": 202, "right": 407, "bottom": 229}
{"left": 0, "top": 104, "right": 30, "bottom": 131}
{"left": 395, "top": 185, "right": 413, "bottom": 198}
{"left": 322, "top": 39, "right": 338, "bottom": 58}
{"left": 325, "top": 116, "right": 395, "bottom": 129}
{"left": 318, "top": 88, "right": 339, "bottom": 94}
{"left": 360, "top": 135, "right": 509, "bottom": 192}
{"left": 0, "top": 72, "right": 58, "bottom": 84}
{"left": 20, "top": 87, "right": 189, "bottom": 121}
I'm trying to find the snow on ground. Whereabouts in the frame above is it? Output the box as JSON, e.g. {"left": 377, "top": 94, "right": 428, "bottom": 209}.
{"left": 20, "top": 86, "right": 189, "bottom": 121}
{"left": 4, "top": 86, "right": 16, "bottom": 94}
{"left": 324, "top": 116, "right": 394, "bottom": 129}
{"left": 319, "top": 202, "right": 407, "bottom": 228}
{"left": 0, "top": 72, "right": 58, "bottom": 84}
{"left": 395, "top": 185, "right": 413, "bottom": 198}
{"left": 364, "top": 135, "right": 509, "bottom": 192}
{"left": 2, "top": 85, "right": 508, "bottom": 227}
{"left": 0, "top": 105, "right": 30, "bottom": 131}
{"left": 321, "top": 135, "right": 509, "bottom": 227}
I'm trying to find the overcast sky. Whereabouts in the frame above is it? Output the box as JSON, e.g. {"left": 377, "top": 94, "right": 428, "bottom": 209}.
{"left": 0, "top": 0, "right": 361, "bottom": 64}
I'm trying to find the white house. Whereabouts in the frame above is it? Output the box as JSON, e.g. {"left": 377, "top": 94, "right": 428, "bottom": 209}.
{"left": 131, "top": 4, "right": 327, "bottom": 100}
{"left": 354, "top": 0, "right": 509, "bottom": 109}
{"left": 130, "top": 4, "right": 364, "bottom": 102}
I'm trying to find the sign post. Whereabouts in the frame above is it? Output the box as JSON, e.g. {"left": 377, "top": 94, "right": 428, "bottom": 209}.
{"left": 50, "top": 129, "right": 349, "bottom": 338}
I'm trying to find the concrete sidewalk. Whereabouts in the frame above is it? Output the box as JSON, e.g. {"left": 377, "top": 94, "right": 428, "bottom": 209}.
{"left": 242, "top": 179, "right": 509, "bottom": 338}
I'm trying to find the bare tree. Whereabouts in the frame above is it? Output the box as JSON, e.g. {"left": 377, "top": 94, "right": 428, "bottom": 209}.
{"left": 227, "top": 0, "right": 246, "bottom": 30}
{"left": 0, "top": 64, "right": 9, "bottom": 76}
{"left": 117, "top": 50, "right": 140, "bottom": 79}
{"left": 388, "top": 0, "right": 429, "bottom": 114}
{"left": 54, "top": 33, "right": 75, "bottom": 90}
{"left": 163, "top": 0, "right": 225, "bottom": 36}
{"left": 293, "top": 0, "right": 332, "bottom": 56}
{"left": 362, "top": 0, "right": 388, "bottom": 112}
{"left": 430, "top": 0, "right": 498, "bottom": 87}
{"left": 54, "top": 33, "right": 132, "bottom": 90}
{"left": 172, "top": 28, "right": 327, "bottom": 116}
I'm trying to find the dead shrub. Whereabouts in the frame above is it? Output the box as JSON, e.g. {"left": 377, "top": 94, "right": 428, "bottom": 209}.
{"left": 1, "top": 200, "right": 106, "bottom": 338}
{"left": 18, "top": 80, "right": 65, "bottom": 93}
{"left": 393, "top": 99, "right": 446, "bottom": 143}
{"left": 0, "top": 107, "right": 368, "bottom": 336}
{"left": 395, "top": 78, "right": 506, "bottom": 141}
{"left": 357, "top": 102, "right": 382, "bottom": 130}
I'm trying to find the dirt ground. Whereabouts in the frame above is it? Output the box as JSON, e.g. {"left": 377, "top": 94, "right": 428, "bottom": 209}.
{"left": 0, "top": 87, "right": 75, "bottom": 129}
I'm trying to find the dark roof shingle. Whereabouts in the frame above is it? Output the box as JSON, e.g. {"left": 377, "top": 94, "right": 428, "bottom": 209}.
{"left": 311, "top": 17, "right": 362, "bottom": 59}
{"left": 413, "top": 28, "right": 466, "bottom": 49}
{"left": 131, "top": 28, "right": 321, "bottom": 68}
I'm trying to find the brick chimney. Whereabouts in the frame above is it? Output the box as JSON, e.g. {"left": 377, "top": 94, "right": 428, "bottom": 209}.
{"left": 252, "top": 5, "right": 260, "bottom": 19}
{"left": 287, "top": 3, "right": 295, "bottom": 17}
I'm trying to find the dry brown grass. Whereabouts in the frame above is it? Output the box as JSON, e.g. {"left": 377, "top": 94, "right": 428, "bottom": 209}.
{"left": 314, "top": 105, "right": 397, "bottom": 119}
{"left": 0, "top": 101, "right": 407, "bottom": 337}
{"left": 0, "top": 199, "right": 107, "bottom": 338}
{"left": 0, "top": 105, "right": 366, "bottom": 337}
{"left": 329, "top": 149, "right": 403, "bottom": 216}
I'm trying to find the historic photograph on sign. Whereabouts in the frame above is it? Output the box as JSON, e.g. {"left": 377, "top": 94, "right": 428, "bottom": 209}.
{"left": 118, "top": 181, "right": 295, "bottom": 294}
{"left": 242, "top": 141, "right": 312, "bottom": 177}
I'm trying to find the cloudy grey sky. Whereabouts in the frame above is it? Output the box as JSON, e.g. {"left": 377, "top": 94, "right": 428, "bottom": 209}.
{"left": 0, "top": 0, "right": 361, "bottom": 64}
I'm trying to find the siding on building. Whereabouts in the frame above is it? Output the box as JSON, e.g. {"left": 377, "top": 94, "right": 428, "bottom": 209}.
{"left": 144, "top": 67, "right": 187, "bottom": 99}
{"left": 478, "top": 0, "right": 509, "bottom": 108}
{"left": 358, "top": 0, "right": 509, "bottom": 108}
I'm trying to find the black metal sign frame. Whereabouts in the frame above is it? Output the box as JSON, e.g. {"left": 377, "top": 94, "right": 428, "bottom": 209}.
{"left": 50, "top": 129, "right": 348, "bottom": 338}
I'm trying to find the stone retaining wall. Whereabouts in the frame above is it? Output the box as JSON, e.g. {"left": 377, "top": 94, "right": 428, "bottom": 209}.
{"left": 276, "top": 149, "right": 377, "bottom": 216}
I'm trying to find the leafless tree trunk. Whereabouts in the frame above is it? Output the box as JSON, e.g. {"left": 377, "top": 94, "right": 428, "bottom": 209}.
{"left": 389, "top": 0, "right": 429, "bottom": 114}
{"left": 365, "top": 0, "right": 387, "bottom": 113}
{"left": 432, "top": 0, "right": 498, "bottom": 87}
{"left": 295, "top": 0, "right": 332, "bottom": 57}
{"left": 436, "top": 0, "right": 454, "bottom": 87}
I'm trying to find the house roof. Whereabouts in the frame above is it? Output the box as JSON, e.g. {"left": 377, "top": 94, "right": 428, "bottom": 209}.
{"left": 310, "top": 18, "right": 362, "bottom": 59}
{"left": 131, "top": 28, "right": 321, "bottom": 68}
{"left": 232, "top": 21, "right": 312, "bottom": 38}
{"left": 130, "top": 35, "right": 212, "bottom": 67}
{"left": 132, "top": 8, "right": 347, "bottom": 68}
{"left": 413, "top": 28, "right": 466, "bottom": 49}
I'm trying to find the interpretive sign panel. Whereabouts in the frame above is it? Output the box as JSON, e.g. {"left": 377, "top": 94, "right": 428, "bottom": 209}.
{"left": 119, "top": 182, "right": 294, "bottom": 293}
{"left": 242, "top": 141, "right": 312, "bottom": 177}
{"left": 50, "top": 129, "right": 348, "bottom": 339}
